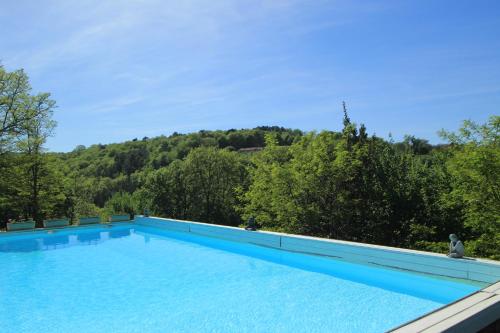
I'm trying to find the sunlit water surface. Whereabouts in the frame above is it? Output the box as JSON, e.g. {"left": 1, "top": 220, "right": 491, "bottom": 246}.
{"left": 0, "top": 225, "right": 480, "bottom": 333}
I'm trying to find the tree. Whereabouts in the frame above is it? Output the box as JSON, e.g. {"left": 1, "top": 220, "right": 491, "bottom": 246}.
{"left": 439, "top": 116, "right": 500, "bottom": 259}
{"left": 241, "top": 114, "right": 461, "bottom": 251}
{"left": 0, "top": 153, "right": 24, "bottom": 222}
{"left": 16, "top": 94, "right": 57, "bottom": 226}
{"left": 0, "top": 66, "right": 53, "bottom": 153}
{"left": 143, "top": 147, "right": 247, "bottom": 226}
{"left": 143, "top": 160, "right": 190, "bottom": 219}
{"left": 183, "top": 147, "right": 246, "bottom": 225}
{"left": 239, "top": 133, "right": 295, "bottom": 231}
{"left": 104, "top": 192, "right": 137, "bottom": 218}
{"left": 0, "top": 66, "right": 58, "bottom": 226}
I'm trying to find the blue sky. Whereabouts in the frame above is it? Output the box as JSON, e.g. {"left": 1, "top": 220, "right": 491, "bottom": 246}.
{"left": 1, "top": 0, "right": 499, "bottom": 151}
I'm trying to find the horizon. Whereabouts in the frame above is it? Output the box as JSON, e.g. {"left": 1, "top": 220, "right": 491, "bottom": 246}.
{"left": 53, "top": 124, "right": 455, "bottom": 153}
{"left": 2, "top": 0, "right": 499, "bottom": 152}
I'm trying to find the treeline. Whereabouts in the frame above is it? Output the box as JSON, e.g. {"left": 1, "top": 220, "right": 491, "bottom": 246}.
{"left": 1, "top": 66, "right": 498, "bottom": 259}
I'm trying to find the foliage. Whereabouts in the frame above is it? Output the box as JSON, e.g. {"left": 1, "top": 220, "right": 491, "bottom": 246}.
{"left": 0, "top": 66, "right": 60, "bottom": 227}
{"left": 439, "top": 116, "right": 500, "bottom": 259}
{"left": 104, "top": 192, "right": 136, "bottom": 219}
{"left": 242, "top": 125, "right": 452, "bottom": 247}
{"left": 143, "top": 147, "right": 247, "bottom": 225}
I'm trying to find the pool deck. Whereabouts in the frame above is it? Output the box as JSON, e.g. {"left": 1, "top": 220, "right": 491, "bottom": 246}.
{"left": 391, "top": 281, "right": 500, "bottom": 332}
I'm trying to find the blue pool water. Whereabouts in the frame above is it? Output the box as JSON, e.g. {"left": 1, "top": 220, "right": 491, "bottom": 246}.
{"left": 0, "top": 225, "right": 480, "bottom": 333}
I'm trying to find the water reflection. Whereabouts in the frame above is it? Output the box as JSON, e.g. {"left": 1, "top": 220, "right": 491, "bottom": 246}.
{"left": 0, "top": 227, "right": 133, "bottom": 253}
{"left": 77, "top": 231, "right": 103, "bottom": 244}
{"left": 109, "top": 228, "right": 130, "bottom": 239}
{"left": 42, "top": 235, "right": 70, "bottom": 249}
{"left": 0, "top": 238, "right": 42, "bottom": 252}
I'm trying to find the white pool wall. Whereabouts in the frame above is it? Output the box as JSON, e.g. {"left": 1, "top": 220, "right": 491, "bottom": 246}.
{"left": 135, "top": 216, "right": 500, "bottom": 284}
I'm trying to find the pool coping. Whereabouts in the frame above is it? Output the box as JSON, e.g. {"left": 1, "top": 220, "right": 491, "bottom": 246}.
{"left": 390, "top": 281, "right": 500, "bottom": 332}
{"left": 134, "top": 216, "right": 500, "bottom": 283}
{"left": 0, "top": 221, "right": 135, "bottom": 238}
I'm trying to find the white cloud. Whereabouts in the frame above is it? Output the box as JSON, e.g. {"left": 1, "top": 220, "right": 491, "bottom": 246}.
{"left": 4, "top": 0, "right": 350, "bottom": 73}
{"left": 68, "top": 96, "right": 145, "bottom": 115}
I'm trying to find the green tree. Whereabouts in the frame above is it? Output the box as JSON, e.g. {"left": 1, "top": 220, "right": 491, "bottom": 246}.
{"left": 0, "top": 66, "right": 55, "bottom": 153}
{"left": 242, "top": 115, "right": 460, "bottom": 251}
{"left": 439, "top": 116, "right": 500, "bottom": 259}
{"left": 16, "top": 95, "right": 58, "bottom": 225}
{"left": 143, "top": 147, "right": 247, "bottom": 225}
{"left": 1, "top": 66, "right": 31, "bottom": 152}
{"left": 0, "top": 66, "right": 59, "bottom": 226}
{"left": 184, "top": 147, "right": 247, "bottom": 225}
{"left": 239, "top": 133, "right": 295, "bottom": 231}
{"left": 104, "top": 192, "right": 137, "bottom": 218}
{"left": 143, "top": 160, "right": 190, "bottom": 219}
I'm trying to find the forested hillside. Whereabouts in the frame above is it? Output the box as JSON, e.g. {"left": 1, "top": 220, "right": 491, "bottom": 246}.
{"left": 1, "top": 65, "right": 498, "bottom": 259}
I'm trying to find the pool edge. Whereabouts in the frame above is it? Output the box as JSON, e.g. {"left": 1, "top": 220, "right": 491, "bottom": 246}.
{"left": 135, "top": 216, "right": 500, "bottom": 284}
{"left": 389, "top": 281, "right": 500, "bottom": 332}
{"left": 0, "top": 221, "right": 136, "bottom": 237}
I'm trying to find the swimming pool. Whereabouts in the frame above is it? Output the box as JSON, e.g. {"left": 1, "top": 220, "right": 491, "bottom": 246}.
{"left": 0, "top": 224, "right": 481, "bottom": 333}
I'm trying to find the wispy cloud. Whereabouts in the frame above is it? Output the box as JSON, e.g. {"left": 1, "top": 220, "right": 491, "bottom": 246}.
{"left": 4, "top": 0, "right": 499, "bottom": 151}
{"left": 74, "top": 96, "right": 145, "bottom": 115}
{"left": 5, "top": 0, "right": 354, "bottom": 73}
